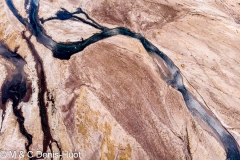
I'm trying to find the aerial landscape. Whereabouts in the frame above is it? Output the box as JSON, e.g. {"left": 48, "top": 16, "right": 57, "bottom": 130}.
{"left": 0, "top": 0, "right": 240, "bottom": 159}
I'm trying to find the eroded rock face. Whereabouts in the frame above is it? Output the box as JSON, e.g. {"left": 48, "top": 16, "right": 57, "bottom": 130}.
{"left": 0, "top": 0, "right": 239, "bottom": 159}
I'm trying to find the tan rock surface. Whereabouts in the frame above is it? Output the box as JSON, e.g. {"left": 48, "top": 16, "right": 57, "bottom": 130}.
{"left": 0, "top": 0, "right": 239, "bottom": 159}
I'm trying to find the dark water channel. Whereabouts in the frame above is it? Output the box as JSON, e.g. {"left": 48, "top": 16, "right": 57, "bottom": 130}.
{"left": 0, "top": 43, "right": 33, "bottom": 155}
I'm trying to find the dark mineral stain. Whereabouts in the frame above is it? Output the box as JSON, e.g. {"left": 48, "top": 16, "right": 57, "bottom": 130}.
{"left": 22, "top": 80, "right": 32, "bottom": 103}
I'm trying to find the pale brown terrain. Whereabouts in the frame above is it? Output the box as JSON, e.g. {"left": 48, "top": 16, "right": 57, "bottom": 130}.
{"left": 0, "top": 0, "right": 240, "bottom": 159}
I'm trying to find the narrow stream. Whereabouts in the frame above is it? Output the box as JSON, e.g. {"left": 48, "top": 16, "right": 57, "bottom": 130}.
{"left": 22, "top": 33, "right": 62, "bottom": 158}
{"left": 4, "top": 0, "right": 240, "bottom": 159}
